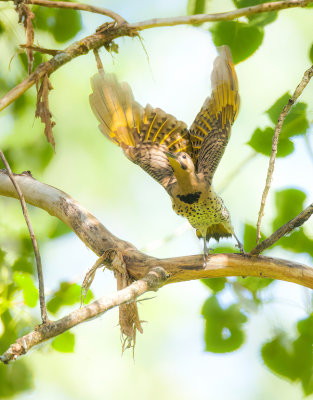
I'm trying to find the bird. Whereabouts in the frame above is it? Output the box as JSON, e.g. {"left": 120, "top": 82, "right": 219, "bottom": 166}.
{"left": 89, "top": 45, "right": 244, "bottom": 256}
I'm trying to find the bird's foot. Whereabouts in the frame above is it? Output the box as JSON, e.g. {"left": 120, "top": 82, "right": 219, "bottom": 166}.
{"left": 235, "top": 242, "right": 245, "bottom": 255}
{"left": 203, "top": 248, "right": 214, "bottom": 267}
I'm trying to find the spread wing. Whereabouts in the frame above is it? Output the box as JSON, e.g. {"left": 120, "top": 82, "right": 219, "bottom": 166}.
{"left": 90, "top": 73, "right": 191, "bottom": 192}
{"left": 189, "top": 45, "right": 240, "bottom": 184}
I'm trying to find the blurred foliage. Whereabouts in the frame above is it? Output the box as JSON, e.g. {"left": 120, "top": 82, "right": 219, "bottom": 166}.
{"left": 47, "top": 282, "right": 93, "bottom": 315}
{"left": 272, "top": 189, "right": 313, "bottom": 257}
{"left": 202, "top": 295, "right": 247, "bottom": 352}
{"left": 248, "top": 93, "right": 309, "bottom": 157}
{"left": 210, "top": 21, "right": 264, "bottom": 64}
{"left": 202, "top": 277, "right": 226, "bottom": 292}
{"left": 310, "top": 43, "right": 313, "bottom": 63}
{"left": 187, "top": 0, "right": 208, "bottom": 15}
{"left": 262, "top": 315, "right": 313, "bottom": 395}
{"left": 0, "top": 361, "right": 33, "bottom": 397}
{"left": 0, "top": 0, "right": 313, "bottom": 398}
{"left": 32, "top": 5, "right": 82, "bottom": 43}
{"left": 51, "top": 331, "right": 75, "bottom": 353}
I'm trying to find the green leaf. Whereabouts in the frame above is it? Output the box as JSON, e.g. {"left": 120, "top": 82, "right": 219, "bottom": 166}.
{"left": 202, "top": 295, "right": 247, "bottom": 353}
{"left": 262, "top": 335, "right": 298, "bottom": 382}
{"left": 0, "top": 361, "right": 33, "bottom": 396}
{"left": 2, "top": 138, "right": 54, "bottom": 173}
{"left": 18, "top": 52, "right": 44, "bottom": 73}
{"left": 0, "top": 246, "right": 6, "bottom": 264}
{"left": 247, "top": 127, "right": 294, "bottom": 157}
{"left": 273, "top": 189, "right": 306, "bottom": 230}
{"left": 262, "top": 315, "right": 313, "bottom": 395}
{"left": 53, "top": 9, "right": 82, "bottom": 43}
{"left": 266, "top": 93, "right": 309, "bottom": 137}
{"left": 48, "top": 219, "right": 72, "bottom": 239}
{"left": 232, "top": 0, "right": 277, "bottom": 26}
{"left": 309, "top": 44, "right": 313, "bottom": 64}
{"left": 237, "top": 276, "right": 273, "bottom": 293}
{"left": 271, "top": 189, "right": 313, "bottom": 256}
{"left": 243, "top": 224, "right": 266, "bottom": 253}
{"left": 281, "top": 102, "right": 309, "bottom": 137}
{"left": 267, "top": 92, "right": 290, "bottom": 124}
{"left": 51, "top": 331, "right": 75, "bottom": 353}
{"left": 201, "top": 277, "right": 226, "bottom": 292}
{"left": 47, "top": 282, "right": 93, "bottom": 314}
{"left": 12, "top": 257, "right": 34, "bottom": 274}
{"left": 187, "top": 0, "right": 207, "bottom": 15}
{"left": 13, "top": 272, "right": 39, "bottom": 308}
{"left": 210, "top": 21, "right": 264, "bottom": 64}
{"left": 33, "top": 6, "right": 82, "bottom": 43}
{"left": 212, "top": 245, "right": 236, "bottom": 253}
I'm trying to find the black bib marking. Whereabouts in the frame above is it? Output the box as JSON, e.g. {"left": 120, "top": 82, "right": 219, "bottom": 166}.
{"left": 177, "top": 192, "right": 201, "bottom": 204}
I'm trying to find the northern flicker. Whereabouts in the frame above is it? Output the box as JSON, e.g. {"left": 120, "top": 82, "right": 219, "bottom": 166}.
{"left": 89, "top": 45, "right": 244, "bottom": 254}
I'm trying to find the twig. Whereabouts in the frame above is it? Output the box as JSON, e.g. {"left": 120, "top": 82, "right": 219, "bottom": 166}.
{"left": 129, "top": 0, "right": 313, "bottom": 30}
{"left": 1, "top": 0, "right": 313, "bottom": 112}
{"left": 20, "top": 44, "right": 62, "bottom": 56}
{"left": 0, "top": 267, "right": 168, "bottom": 363}
{"left": 24, "top": 0, "right": 126, "bottom": 25}
{"left": 93, "top": 48, "right": 104, "bottom": 72}
{"left": 0, "top": 154, "right": 48, "bottom": 323}
{"left": 251, "top": 203, "right": 313, "bottom": 255}
{"left": 256, "top": 64, "right": 313, "bottom": 242}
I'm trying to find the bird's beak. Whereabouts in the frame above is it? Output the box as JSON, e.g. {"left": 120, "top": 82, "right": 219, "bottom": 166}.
{"left": 165, "top": 152, "right": 187, "bottom": 171}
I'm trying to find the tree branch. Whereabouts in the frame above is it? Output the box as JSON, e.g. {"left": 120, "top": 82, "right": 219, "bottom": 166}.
{"left": 1, "top": 170, "right": 313, "bottom": 362}
{"left": 250, "top": 203, "right": 313, "bottom": 255}
{"left": 1, "top": 0, "right": 313, "bottom": 112}
{"left": 0, "top": 267, "right": 169, "bottom": 363}
{"left": 1, "top": 169, "right": 313, "bottom": 288}
{"left": 0, "top": 0, "right": 126, "bottom": 25}
{"left": 256, "top": 64, "right": 313, "bottom": 242}
{"left": 130, "top": 0, "right": 313, "bottom": 30}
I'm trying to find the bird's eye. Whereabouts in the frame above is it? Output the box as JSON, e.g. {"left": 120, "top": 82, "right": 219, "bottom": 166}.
{"left": 182, "top": 154, "right": 187, "bottom": 159}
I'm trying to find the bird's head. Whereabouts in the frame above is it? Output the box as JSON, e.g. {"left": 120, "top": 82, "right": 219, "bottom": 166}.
{"left": 165, "top": 151, "right": 195, "bottom": 175}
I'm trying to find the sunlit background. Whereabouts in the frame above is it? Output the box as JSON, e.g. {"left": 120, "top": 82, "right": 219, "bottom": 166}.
{"left": 1, "top": 0, "right": 313, "bottom": 398}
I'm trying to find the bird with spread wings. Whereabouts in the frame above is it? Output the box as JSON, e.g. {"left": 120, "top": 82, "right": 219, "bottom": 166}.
{"left": 89, "top": 45, "right": 243, "bottom": 255}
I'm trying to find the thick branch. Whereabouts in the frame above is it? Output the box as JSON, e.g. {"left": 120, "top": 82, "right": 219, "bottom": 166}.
{"left": 256, "top": 64, "right": 313, "bottom": 241}
{"left": 1, "top": 170, "right": 313, "bottom": 362}
{"left": 0, "top": 169, "right": 134, "bottom": 254}
{"left": 0, "top": 267, "right": 168, "bottom": 363}
{"left": 1, "top": 0, "right": 313, "bottom": 112}
{"left": 1, "top": 169, "right": 313, "bottom": 290}
{"left": 250, "top": 203, "right": 313, "bottom": 255}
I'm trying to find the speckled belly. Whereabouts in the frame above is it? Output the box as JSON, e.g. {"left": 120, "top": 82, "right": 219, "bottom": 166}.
{"left": 172, "top": 195, "right": 231, "bottom": 233}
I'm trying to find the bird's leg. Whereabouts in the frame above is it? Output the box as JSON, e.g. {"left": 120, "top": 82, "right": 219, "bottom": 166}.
{"left": 233, "top": 233, "right": 245, "bottom": 254}
{"left": 203, "top": 238, "right": 214, "bottom": 267}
